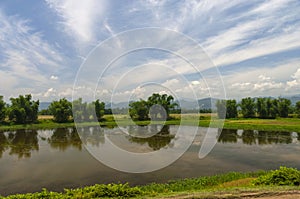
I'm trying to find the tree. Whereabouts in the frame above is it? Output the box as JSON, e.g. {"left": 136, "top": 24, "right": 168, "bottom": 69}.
{"left": 240, "top": 97, "right": 256, "bottom": 118}
{"left": 226, "top": 99, "right": 238, "bottom": 118}
{"left": 94, "top": 100, "right": 105, "bottom": 121}
{"left": 295, "top": 101, "right": 300, "bottom": 118}
{"left": 266, "top": 98, "right": 278, "bottom": 118}
{"left": 8, "top": 94, "right": 39, "bottom": 124}
{"left": 49, "top": 98, "right": 72, "bottom": 123}
{"left": 129, "top": 100, "right": 149, "bottom": 121}
{"left": 147, "top": 93, "right": 177, "bottom": 120}
{"left": 278, "top": 98, "right": 291, "bottom": 118}
{"left": 0, "top": 96, "right": 6, "bottom": 123}
{"left": 256, "top": 98, "right": 268, "bottom": 118}
{"left": 72, "top": 98, "right": 88, "bottom": 122}
{"left": 216, "top": 100, "right": 226, "bottom": 119}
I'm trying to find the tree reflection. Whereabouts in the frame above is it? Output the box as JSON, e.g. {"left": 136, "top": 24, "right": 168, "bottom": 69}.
{"left": 241, "top": 130, "right": 257, "bottom": 145}
{"left": 0, "top": 132, "right": 9, "bottom": 158}
{"left": 218, "top": 129, "right": 238, "bottom": 143}
{"left": 217, "top": 129, "right": 293, "bottom": 145}
{"left": 48, "top": 128, "right": 82, "bottom": 151}
{"left": 265, "top": 131, "right": 292, "bottom": 144}
{"left": 8, "top": 130, "right": 39, "bottom": 158}
{"left": 79, "top": 126, "right": 105, "bottom": 146}
{"left": 128, "top": 125, "right": 175, "bottom": 151}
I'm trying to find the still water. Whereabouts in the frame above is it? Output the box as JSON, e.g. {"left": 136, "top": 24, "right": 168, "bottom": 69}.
{"left": 1, "top": 125, "right": 300, "bottom": 196}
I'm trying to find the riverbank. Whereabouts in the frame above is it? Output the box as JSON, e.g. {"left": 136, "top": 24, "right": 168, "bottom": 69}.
{"left": 0, "top": 114, "right": 300, "bottom": 132}
{"left": 1, "top": 167, "right": 300, "bottom": 198}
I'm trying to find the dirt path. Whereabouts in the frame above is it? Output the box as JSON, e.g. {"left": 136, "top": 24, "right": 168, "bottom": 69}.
{"left": 161, "top": 190, "right": 300, "bottom": 199}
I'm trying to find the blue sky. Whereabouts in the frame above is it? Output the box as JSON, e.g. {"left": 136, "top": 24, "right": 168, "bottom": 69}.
{"left": 0, "top": 0, "right": 300, "bottom": 102}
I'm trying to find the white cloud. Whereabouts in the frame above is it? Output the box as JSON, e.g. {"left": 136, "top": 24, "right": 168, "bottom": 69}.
{"left": 44, "top": 88, "right": 56, "bottom": 97}
{"left": 292, "top": 68, "right": 300, "bottom": 79}
{"left": 45, "top": 0, "right": 107, "bottom": 44}
{"left": 225, "top": 59, "right": 300, "bottom": 97}
{"left": 50, "top": 75, "right": 58, "bottom": 80}
{"left": 286, "top": 68, "right": 300, "bottom": 90}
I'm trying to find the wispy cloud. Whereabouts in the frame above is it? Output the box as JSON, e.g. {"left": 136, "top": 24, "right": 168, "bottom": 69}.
{"left": 45, "top": 0, "right": 108, "bottom": 46}
{"left": 0, "top": 10, "right": 65, "bottom": 100}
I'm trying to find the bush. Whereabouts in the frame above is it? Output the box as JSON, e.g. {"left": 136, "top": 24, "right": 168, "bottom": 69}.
{"left": 253, "top": 166, "right": 300, "bottom": 186}
{"left": 65, "top": 183, "right": 142, "bottom": 198}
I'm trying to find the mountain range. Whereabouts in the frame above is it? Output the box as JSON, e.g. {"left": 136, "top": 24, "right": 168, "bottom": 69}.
{"left": 39, "top": 94, "right": 300, "bottom": 110}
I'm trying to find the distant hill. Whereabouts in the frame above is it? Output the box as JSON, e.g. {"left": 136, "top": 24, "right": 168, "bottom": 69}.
{"left": 285, "top": 94, "right": 300, "bottom": 104}
{"left": 177, "top": 98, "right": 219, "bottom": 110}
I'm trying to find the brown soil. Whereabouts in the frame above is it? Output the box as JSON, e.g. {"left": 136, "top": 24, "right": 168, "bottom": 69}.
{"left": 161, "top": 190, "right": 300, "bottom": 199}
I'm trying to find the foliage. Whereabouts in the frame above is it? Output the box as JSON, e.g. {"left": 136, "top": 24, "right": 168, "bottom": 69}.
{"left": 0, "top": 96, "right": 6, "bottom": 123}
{"left": 7, "top": 95, "right": 39, "bottom": 124}
{"left": 141, "top": 171, "right": 259, "bottom": 195}
{"left": 147, "top": 93, "right": 177, "bottom": 120}
{"left": 278, "top": 98, "right": 291, "bottom": 118}
{"left": 1, "top": 183, "right": 142, "bottom": 199}
{"left": 1, "top": 172, "right": 263, "bottom": 198}
{"left": 253, "top": 166, "right": 300, "bottom": 186}
{"left": 49, "top": 98, "right": 72, "bottom": 123}
{"left": 226, "top": 99, "right": 238, "bottom": 118}
{"left": 216, "top": 100, "right": 226, "bottom": 119}
{"left": 72, "top": 98, "right": 105, "bottom": 122}
{"left": 266, "top": 98, "right": 278, "bottom": 118}
{"left": 72, "top": 98, "right": 90, "bottom": 122}
{"left": 3, "top": 168, "right": 300, "bottom": 198}
{"left": 94, "top": 100, "right": 105, "bottom": 121}
{"left": 256, "top": 98, "right": 268, "bottom": 118}
{"left": 129, "top": 93, "right": 177, "bottom": 121}
{"left": 129, "top": 100, "right": 149, "bottom": 121}
{"left": 240, "top": 97, "right": 256, "bottom": 118}
{"left": 296, "top": 101, "right": 300, "bottom": 118}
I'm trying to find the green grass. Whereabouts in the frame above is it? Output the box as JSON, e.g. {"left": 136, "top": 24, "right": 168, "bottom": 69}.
{"left": 1, "top": 114, "right": 300, "bottom": 132}
{"left": 2, "top": 167, "right": 300, "bottom": 198}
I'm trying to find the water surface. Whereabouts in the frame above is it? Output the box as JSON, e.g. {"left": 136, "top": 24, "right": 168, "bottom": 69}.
{"left": 1, "top": 125, "right": 300, "bottom": 196}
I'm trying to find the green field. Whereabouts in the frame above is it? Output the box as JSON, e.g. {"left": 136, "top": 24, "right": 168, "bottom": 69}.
{"left": 0, "top": 114, "right": 300, "bottom": 132}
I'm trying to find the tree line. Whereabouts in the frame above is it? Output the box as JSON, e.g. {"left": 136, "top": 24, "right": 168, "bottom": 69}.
{"left": 216, "top": 97, "right": 300, "bottom": 119}
{"left": 0, "top": 94, "right": 105, "bottom": 124}
{"left": 129, "top": 93, "right": 178, "bottom": 121}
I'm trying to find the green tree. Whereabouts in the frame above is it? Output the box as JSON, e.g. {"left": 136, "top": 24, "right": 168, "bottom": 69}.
{"left": 72, "top": 98, "right": 88, "bottom": 122}
{"left": 129, "top": 100, "right": 149, "bottom": 121}
{"left": 240, "top": 97, "right": 256, "bottom": 118}
{"left": 295, "top": 101, "right": 300, "bottom": 118}
{"left": 256, "top": 98, "right": 268, "bottom": 118}
{"left": 266, "top": 98, "right": 277, "bottom": 118}
{"left": 0, "top": 96, "right": 6, "bottom": 123}
{"left": 8, "top": 94, "right": 39, "bottom": 124}
{"left": 216, "top": 100, "right": 226, "bottom": 119}
{"left": 49, "top": 98, "right": 72, "bottom": 123}
{"left": 147, "top": 93, "right": 177, "bottom": 120}
{"left": 95, "top": 100, "right": 105, "bottom": 121}
{"left": 226, "top": 99, "right": 238, "bottom": 118}
{"left": 278, "top": 98, "right": 291, "bottom": 118}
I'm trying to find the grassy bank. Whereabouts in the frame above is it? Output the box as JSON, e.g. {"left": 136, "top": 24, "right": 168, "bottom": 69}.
{"left": 2, "top": 167, "right": 300, "bottom": 198}
{"left": 0, "top": 114, "right": 300, "bottom": 132}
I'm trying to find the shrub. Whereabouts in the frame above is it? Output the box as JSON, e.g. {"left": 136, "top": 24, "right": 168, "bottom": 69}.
{"left": 253, "top": 166, "right": 300, "bottom": 186}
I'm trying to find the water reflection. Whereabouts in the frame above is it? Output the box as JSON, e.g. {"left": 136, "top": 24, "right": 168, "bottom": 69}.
{"left": 218, "top": 129, "right": 294, "bottom": 145}
{"left": 47, "top": 128, "right": 82, "bottom": 151}
{"left": 128, "top": 125, "right": 175, "bottom": 150}
{"left": 0, "top": 127, "right": 299, "bottom": 159}
{"left": 0, "top": 130, "right": 38, "bottom": 158}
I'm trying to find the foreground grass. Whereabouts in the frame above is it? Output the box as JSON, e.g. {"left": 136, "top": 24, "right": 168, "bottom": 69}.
{"left": 2, "top": 167, "right": 300, "bottom": 198}
{"left": 0, "top": 114, "right": 300, "bottom": 132}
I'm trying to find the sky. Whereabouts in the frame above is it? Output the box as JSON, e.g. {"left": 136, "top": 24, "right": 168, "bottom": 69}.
{"left": 0, "top": 0, "right": 300, "bottom": 103}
